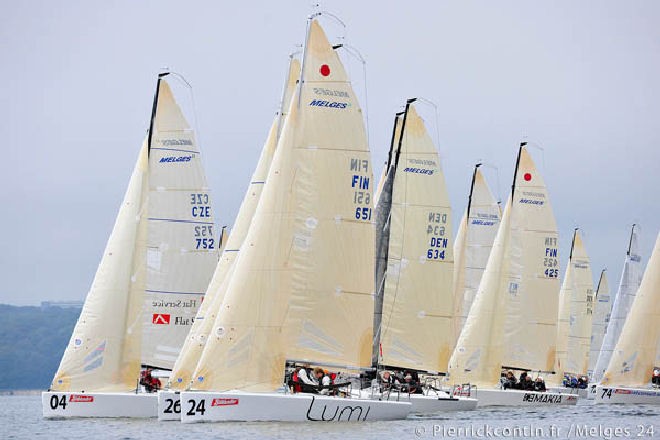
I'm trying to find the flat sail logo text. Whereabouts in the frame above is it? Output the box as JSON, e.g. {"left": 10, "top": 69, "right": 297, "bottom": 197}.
{"left": 309, "top": 99, "right": 349, "bottom": 109}
{"left": 159, "top": 156, "right": 192, "bottom": 163}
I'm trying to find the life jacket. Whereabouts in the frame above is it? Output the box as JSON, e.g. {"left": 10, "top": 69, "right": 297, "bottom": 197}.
{"left": 291, "top": 370, "right": 302, "bottom": 393}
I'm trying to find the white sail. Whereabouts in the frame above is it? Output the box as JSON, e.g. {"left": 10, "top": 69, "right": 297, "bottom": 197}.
{"left": 449, "top": 144, "right": 560, "bottom": 387}
{"left": 191, "top": 19, "right": 374, "bottom": 392}
{"left": 168, "top": 58, "right": 301, "bottom": 390}
{"left": 588, "top": 270, "right": 610, "bottom": 375}
{"left": 51, "top": 143, "right": 148, "bottom": 392}
{"left": 602, "top": 232, "right": 660, "bottom": 387}
{"left": 592, "top": 225, "right": 643, "bottom": 382}
{"left": 452, "top": 165, "right": 501, "bottom": 347}
{"left": 376, "top": 101, "right": 454, "bottom": 372}
{"left": 51, "top": 75, "right": 216, "bottom": 390}
{"left": 140, "top": 78, "right": 219, "bottom": 369}
{"left": 553, "top": 229, "right": 594, "bottom": 381}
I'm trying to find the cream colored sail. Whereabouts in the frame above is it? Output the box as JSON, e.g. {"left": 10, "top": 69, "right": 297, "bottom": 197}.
{"left": 593, "top": 225, "right": 643, "bottom": 382}
{"left": 588, "top": 270, "right": 610, "bottom": 375}
{"left": 168, "top": 59, "right": 300, "bottom": 390}
{"left": 51, "top": 143, "right": 148, "bottom": 392}
{"left": 449, "top": 144, "right": 560, "bottom": 387}
{"left": 377, "top": 102, "right": 453, "bottom": 372}
{"left": 602, "top": 232, "right": 660, "bottom": 387}
{"left": 554, "top": 230, "right": 594, "bottom": 381}
{"left": 192, "top": 19, "right": 373, "bottom": 392}
{"left": 51, "top": 75, "right": 216, "bottom": 391}
{"left": 374, "top": 162, "right": 387, "bottom": 208}
{"left": 140, "top": 78, "right": 219, "bottom": 369}
{"left": 452, "top": 165, "right": 501, "bottom": 347}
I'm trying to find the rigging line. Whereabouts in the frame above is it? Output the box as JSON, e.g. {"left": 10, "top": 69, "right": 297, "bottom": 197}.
{"left": 416, "top": 97, "right": 441, "bottom": 158}
{"left": 338, "top": 44, "right": 369, "bottom": 149}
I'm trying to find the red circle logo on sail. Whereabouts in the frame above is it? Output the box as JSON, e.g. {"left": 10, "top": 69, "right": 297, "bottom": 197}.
{"left": 524, "top": 173, "right": 532, "bottom": 181}
{"left": 320, "top": 64, "right": 331, "bottom": 76}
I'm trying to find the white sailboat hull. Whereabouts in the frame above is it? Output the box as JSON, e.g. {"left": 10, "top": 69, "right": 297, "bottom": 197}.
{"left": 179, "top": 391, "right": 411, "bottom": 422}
{"left": 594, "top": 386, "right": 660, "bottom": 404}
{"left": 407, "top": 394, "right": 477, "bottom": 413}
{"left": 157, "top": 390, "right": 181, "bottom": 421}
{"left": 547, "top": 387, "right": 588, "bottom": 399}
{"left": 42, "top": 391, "right": 157, "bottom": 418}
{"left": 354, "top": 389, "right": 477, "bottom": 413}
{"left": 473, "top": 388, "right": 578, "bottom": 407}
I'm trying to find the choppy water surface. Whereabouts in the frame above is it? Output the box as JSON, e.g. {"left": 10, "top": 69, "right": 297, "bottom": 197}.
{"left": 2, "top": 395, "right": 658, "bottom": 439}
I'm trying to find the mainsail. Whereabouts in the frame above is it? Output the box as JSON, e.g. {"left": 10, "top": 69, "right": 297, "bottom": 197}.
{"left": 191, "top": 19, "right": 374, "bottom": 392}
{"left": 588, "top": 270, "right": 610, "bottom": 376}
{"left": 592, "top": 224, "right": 643, "bottom": 382}
{"left": 448, "top": 144, "right": 560, "bottom": 387}
{"left": 51, "top": 75, "right": 218, "bottom": 391}
{"left": 553, "top": 229, "right": 594, "bottom": 381}
{"left": 452, "top": 165, "right": 501, "bottom": 347}
{"left": 375, "top": 100, "right": 454, "bottom": 372}
{"left": 168, "top": 58, "right": 300, "bottom": 390}
{"left": 602, "top": 232, "right": 660, "bottom": 387}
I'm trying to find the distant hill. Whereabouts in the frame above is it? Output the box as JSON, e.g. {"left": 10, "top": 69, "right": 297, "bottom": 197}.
{"left": 0, "top": 304, "right": 80, "bottom": 390}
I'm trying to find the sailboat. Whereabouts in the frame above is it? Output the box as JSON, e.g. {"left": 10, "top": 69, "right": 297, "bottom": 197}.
{"left": 549, "top": 229, "right": 594, "bottom": 396}
{"left": 448, "top": 143, "right": 577, "bottom": 407}
{"left": 595, "top": 232, "right": 660, "bottom": 404}
{"left": 588, "top": 270, "right": 610, "bottom": 377}
{"left": 179, "top": 17, "right": 410, "bottom": 422}
{"left": 157, "top": 56, "right": 301, "bottom": 421}
{"left": 369, "top": 100, "right": 476, "bottom": 413}
{"left": 588, "top": 225, "right": 644, "bottom": 400}
{"left": 452, "top": 164, "right": 501, "bottom": 347}
{"left": 42, "top": 73, "right": 220, "bottom": 418}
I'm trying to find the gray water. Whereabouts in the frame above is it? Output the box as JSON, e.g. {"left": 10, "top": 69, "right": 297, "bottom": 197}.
{"left": 2, "top": 395, "right": 658, "bottom": 439}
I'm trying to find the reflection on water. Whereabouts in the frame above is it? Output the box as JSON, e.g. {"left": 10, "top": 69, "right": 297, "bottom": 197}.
{"left": 3, "top": 395, "right": 658, "bottom": 439}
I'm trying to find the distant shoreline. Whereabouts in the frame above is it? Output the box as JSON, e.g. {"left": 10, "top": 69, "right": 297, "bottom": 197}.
{"left": 0, "top": 390, "right": 42, "bottom": 396}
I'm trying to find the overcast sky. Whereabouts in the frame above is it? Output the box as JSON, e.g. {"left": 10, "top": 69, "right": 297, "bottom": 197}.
{"left": 2, "top": 1, "right": 658, "bottom": 305}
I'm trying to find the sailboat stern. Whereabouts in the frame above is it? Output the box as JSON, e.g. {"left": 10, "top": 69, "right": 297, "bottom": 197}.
{"left": 42, "top": 391, "right": 157, "bottom": 418}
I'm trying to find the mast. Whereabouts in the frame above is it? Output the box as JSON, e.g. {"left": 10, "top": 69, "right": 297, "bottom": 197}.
{"left": 147, "top": 72, "right": 169, "bottom": 156}
{"left": 465, "top": 163, "right": 482, "bottom": 221}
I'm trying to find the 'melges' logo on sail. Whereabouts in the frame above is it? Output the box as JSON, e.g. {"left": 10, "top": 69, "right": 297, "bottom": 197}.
{"left": 152, "top": 313, "right": 171, "bottom": 325}
{"left": 69, "top": 395, "right": 94, "bottom": 403}
{"left": 309, "top": 99, "right": 348, "bottom": 109}
{"left": 211, "top": 398, "right": 239, "bottom": 406}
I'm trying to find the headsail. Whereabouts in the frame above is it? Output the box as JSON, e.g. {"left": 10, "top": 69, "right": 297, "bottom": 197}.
{"left": 376, "top": 101, "right": 454, "bottom": 372}
{"left": 592, "top": 224, "right": 643, "bottom": 382}
{"left": 168, "top": 58, "right": 300, "bottom": 389}
{"left": 191, "top": 19, "right": 373, "bottom": 392}
{"left": 452, "top": 165, "right": 501, "bottom": 347}
{"left": 449, "top": 144, "right": 559, "bottom": 387}
{"left": 588, "top": 270, "right": 610, "bottom": 376}
{"left": 602, "top": 232, "right": 660, "bottom": 387}
{"left": 51, "top": 143, "right": 148, "bottom": 392}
